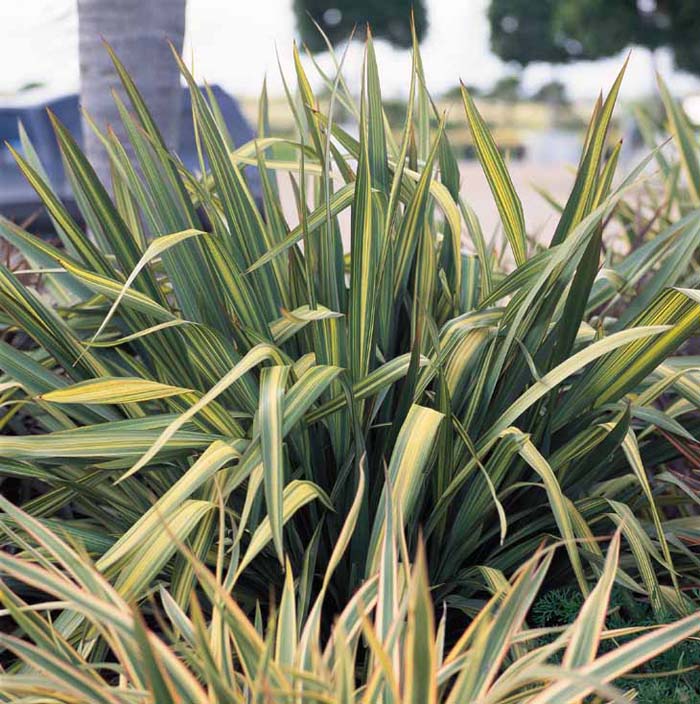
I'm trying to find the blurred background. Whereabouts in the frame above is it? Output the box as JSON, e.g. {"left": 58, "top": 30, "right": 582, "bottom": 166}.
{"left": 2, "top": 0, "right": 700, "bottom": 237}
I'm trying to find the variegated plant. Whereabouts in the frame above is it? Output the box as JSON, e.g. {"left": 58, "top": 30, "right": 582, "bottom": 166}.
{"left": 608, "top": 75, "right": 700, "bottom": 303}
{"left": 1, "top": 26, "right": 700, "bottom": 701}
{"left": 2, "top": 494, "right": 700, "bottom": 703}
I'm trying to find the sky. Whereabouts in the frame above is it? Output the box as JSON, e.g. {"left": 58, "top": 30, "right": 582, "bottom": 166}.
{"left": 1, "top": 0, "right": 699, "bottom": 102}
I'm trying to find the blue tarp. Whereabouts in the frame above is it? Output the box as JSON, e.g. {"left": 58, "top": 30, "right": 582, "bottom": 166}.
{"left": 0, "top": 86, "right": 259, "bottom": 229}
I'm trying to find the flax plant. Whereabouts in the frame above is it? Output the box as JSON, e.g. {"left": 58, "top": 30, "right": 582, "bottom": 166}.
{"left": 1, "top": 26, "right": 700, "bottom": 701}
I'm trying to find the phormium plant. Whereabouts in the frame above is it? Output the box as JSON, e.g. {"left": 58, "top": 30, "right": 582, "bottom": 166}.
{"left": 1, "top": 26, "right": 700, "bottom": 702}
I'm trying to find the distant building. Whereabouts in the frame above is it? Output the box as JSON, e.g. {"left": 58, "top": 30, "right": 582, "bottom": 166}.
{"left": 0, "top": 85, "right": 260, "bottom": 230}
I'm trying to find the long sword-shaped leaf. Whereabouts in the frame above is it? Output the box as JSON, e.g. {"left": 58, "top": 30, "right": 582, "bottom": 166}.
{"left": 122, "top": 344, "right": 283, "bottom": 481}
{"left": 85, "top": 228, "right": 205, "bottom": 346}
{"left": 531, "top": 611, "right": 700, "bottom": 703}
{"left": 40, "top": 377, "right": 191, "bottom": 405}
{"left": 260, "top": 365, "right": 290, "bottom": 563}
{"left": 550, "top": 58, "right": 627, "bottom": 246}
{"left": 461, "top": 85, "right": 527, "bottom": 266}
{"left": 659, "top": 72, "right": 700, "bottom": 204}
{"left": 404, "top": 541, "right": 438, "bottom": 704}
{"left": 235, "top": 480, "right": 331, "bottom": 579}
{"left": 0, "top": 635, "right": 121, "bottom": 704}
{"left": 563, "top": 531, "right": 621, "bottom": 669}
{"left": 367, "top": 405, "right": 443, "bottom": 571}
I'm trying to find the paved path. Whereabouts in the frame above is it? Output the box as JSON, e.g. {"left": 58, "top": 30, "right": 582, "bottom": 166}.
{"left": 458, "top": 161, "right": 574, "bottom": 247}
{"left": 276, "top": 161, "right": 576, "bottom": 257}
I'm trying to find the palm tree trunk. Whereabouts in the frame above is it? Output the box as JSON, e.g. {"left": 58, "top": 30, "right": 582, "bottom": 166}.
{"left": 77, "top": 0, "right": 186, "bottom": 188}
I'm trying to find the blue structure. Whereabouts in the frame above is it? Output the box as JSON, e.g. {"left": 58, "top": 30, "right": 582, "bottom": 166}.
{"left": 0, "top": 86, "right": 259, "bottom": 230}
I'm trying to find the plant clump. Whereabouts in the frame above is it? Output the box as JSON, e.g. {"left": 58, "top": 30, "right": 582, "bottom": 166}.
{"left": 1, "top": 25, "right": 700, "bottom": 703}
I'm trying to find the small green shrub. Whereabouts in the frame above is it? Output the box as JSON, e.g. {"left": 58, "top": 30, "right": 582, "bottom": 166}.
{"left": 533, "top": 586, "right": 700, "bottom": 701}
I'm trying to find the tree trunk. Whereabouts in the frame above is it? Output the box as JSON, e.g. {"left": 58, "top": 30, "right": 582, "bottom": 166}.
{"left": 77, "top": 0, "right": 186, "bottom": 188}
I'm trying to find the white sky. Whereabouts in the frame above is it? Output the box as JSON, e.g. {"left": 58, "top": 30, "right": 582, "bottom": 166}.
{"left": 1, "top": 0, "right": 699, "bottom": 101}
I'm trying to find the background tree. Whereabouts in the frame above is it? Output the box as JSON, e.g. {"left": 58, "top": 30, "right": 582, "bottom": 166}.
{"left": 489, "top": 0, "right": 570, "bottom": 65}
{"left": 532, "top": 79, "right": 569, "bottom": 106}
{"left": 293, "top": 0, "right": 427, "bottom": 52}
{"left": 487, "top": 74, "right": 522, "bottom": 101}
{"left": 488, "top": 0, "right": 700, "bottom": 77}
{"left": 77, "top": 0, "right": 186, "bottom": 188}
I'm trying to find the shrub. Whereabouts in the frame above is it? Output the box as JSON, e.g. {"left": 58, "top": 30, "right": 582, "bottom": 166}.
{"left": 1, "top": 29, "right": 700, "bottom": 701}
{"left": 533, "top": 584, "right": 700, "bottom": 700}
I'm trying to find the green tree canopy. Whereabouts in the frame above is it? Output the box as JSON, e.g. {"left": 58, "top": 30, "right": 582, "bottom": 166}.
{"left": 487, "top": 74, "right": 522, "bottom": 101}
{"left": 294, "top": 0, "right": 427, "bottom": 52}
{"left": 532, "top": 79, "right": 569, "bottom": 105}
{"left": 489, "top": 0, "right": 700, "bottom": 77}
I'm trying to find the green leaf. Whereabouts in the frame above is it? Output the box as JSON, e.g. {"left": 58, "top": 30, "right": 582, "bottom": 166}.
{"left": 260, "top": 365, "right": 290, "bottom": 563}
{"left": 461, "top": 86, "right": 527, "bottom": 266}
{"left": 404, "top": 542, "right": 437, "bottom": 704}
{"left": 368, "top": 405, "right": 443, "bottom": 571}
{"left": 235, "top": 480, "right": 331, "bottom": 579}
{"left": 659, "top": 72, "right": 700, "bottom": 204}
{"left": 40, "top": 377, "right": 191, "bottom": 405}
